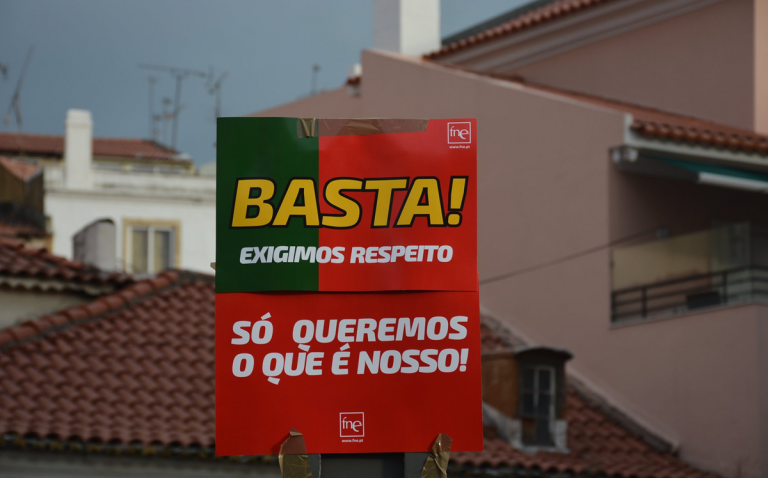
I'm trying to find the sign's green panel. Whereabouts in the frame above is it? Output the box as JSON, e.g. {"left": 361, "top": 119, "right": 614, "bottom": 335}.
{"left": 216, "top": 117, "right": 319, "bottom": 292}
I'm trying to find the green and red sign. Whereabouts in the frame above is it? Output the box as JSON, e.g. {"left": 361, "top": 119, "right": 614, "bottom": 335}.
{"left": 215, "top": 117, "right": 481, "bottom": 455}
{"left": 215, "top": 117, "right": 477, "bottom": 292}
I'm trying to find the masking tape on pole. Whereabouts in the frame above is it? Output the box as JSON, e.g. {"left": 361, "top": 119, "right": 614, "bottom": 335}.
{"left": 278, "top": 428, "right": 313, "bottom": 478}
{"left": 420, "top": 433, "right": 452, "bottom": 478}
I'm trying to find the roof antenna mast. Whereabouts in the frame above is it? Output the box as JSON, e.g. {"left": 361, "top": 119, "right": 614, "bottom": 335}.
{"left": 138, "top": 63, "right": 207, "bottom": 149}
{"left": 208, "top": 71, "right": 228, "bottom": 118}
{"left": 310, "top": 64, "right": 320, "bottom": 96}
{"left": 0, "top": 62, "right": 8, "bottom": 106}
{"left": 147, "top": 76, "right": 159, "bottom": 141}
{"left": 5, "top": 46, "right": 35, "bottom": 132}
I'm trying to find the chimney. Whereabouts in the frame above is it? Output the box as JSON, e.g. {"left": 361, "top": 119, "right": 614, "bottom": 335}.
{"left": 73, "top": 219, "right": 116, "bottom": 271}
{"left": 64, "top": 109, "right": 93, "bottom": 190}
{"left": 346, "top": 63, "right": 362, "bottom": 97}
{"left": 373, "top": 0, "right": 440, "bottom": 56}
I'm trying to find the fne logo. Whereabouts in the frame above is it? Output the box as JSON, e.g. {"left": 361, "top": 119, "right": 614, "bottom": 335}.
{"left": 447, "top": 122, "right": 471, "bottom": 144}
{"left": 340, "top": 412, "right": 365, "bottom": 438}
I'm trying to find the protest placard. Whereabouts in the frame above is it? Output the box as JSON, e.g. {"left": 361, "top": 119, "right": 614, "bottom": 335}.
{"left": 215, "top": 117, "right": 481, "bottom": 455}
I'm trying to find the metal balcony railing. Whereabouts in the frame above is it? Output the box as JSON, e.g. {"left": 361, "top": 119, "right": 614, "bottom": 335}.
{"left": 611, "top": 265, "right": 768, "bottom": 323}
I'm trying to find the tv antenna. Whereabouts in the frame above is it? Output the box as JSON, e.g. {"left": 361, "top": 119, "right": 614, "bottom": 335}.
{"left": 0, "top": 62, "right": 8, "bottom": 105}
{"left": 158, "top": 97, "right": 186, "bottom": 146}
{"left": 161, "top": 98, "right": 172, "bottom": 145}
{"left": 138, "top": 63, "right": 207, "bottom": 149}
{"left": 310, "top": 64, "right": 320, "bottom": 96}
{"left": 147, "top": 76, "right": 158, "bottom": 141}
{"left": 208, "top": 71, "right": 228, "bottom": 118}
{"left": 4, "top": 46, "right": 34, "bottom": 132}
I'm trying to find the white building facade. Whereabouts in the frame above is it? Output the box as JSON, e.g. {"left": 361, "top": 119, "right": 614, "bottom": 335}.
{"left": 3, "top": 109, "right": 216, "bottom": 273}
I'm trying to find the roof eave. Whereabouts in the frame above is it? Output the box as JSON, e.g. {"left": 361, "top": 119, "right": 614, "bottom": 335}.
{"left": 428, "top": 0, "right": 725, "bottom": 75}
{"left": 620, "top": 127, "right": 768, "bottom": 173}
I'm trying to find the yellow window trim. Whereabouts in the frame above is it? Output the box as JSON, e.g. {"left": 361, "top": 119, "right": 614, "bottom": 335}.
{"left": 122, "top": 218, "right": 182, "bottom": 272}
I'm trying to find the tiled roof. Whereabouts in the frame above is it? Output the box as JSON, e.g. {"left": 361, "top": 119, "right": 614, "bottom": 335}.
{"left": 0, "top": 218, "right": 46, "bottom": 240}
{"left": 480, "top": 321, "right": 526, "bottom": 352}
{"left": 0, "top": 237, "right": 131, "bottom": 292}
{"left": 0, "top": 132, "right": 185, "bottom": 162}
{"left": 0, "top": 156, "right": 41, "bottom": 181}
{"left": 629, "top": 118, "right": 768, "bottom": 154}
{"left": 454, "top": 389, "right": 715, "bottom": 478}
{"left": 0, "top": 271, "right": 214, "bottom": 450}
{"left": 0, "top": 273, "right": 715, "bottom": 477}
{"left": 467, "top": 322, "right": 716, "bottom": 478}
{"left": 426, "top": 0, "right": 615, "bottom": 59}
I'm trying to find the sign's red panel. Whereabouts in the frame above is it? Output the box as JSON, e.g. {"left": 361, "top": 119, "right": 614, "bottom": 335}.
{"left": 215, "top": 291, "right": 483, "bottom": 455}
{"left": 317, "top": 119, "right": 477, "bottom": 292}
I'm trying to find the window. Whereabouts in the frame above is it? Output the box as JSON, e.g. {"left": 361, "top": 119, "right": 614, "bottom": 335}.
{"left": 520, "top": 364, "right": 556, "bottom": 446}
{"left": 481, "top": 346, "right": 571, "bottom": 451}
{"left": 124, "top": 220, "right": 179, "bottom": 274}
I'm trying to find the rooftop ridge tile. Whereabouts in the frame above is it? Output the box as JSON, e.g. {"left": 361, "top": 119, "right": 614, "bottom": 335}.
{"left": 0, "top": 270, "right": 181, "bottom": 351}
{"left": 0, "top": 237, "right": 133, "bottom": 291}
{"left": 426, "top": 0, "right": 614, "bottom": 59}
{"left": 0, "top": 132, "right": 184, "bottom": 162}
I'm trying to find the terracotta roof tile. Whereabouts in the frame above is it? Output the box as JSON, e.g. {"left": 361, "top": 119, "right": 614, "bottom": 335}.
{"left": 0, "top": 155, "right": 41, "bottom": 181}
{"left": 0, "top": 132, "right": 186, "bottom": 162}
{"left": 469, "top": 322, "right": 717, "bottom": 478}
{"left": 480, "top": 322, "right": 509, "bottom": 351}
{"left": 427, "top": 0, "right": 615, "bottom": 59}
{"left": 0, "top": 272, "right": 212, "bottom": 446}
{"left": 629, "top": 118, "right": 768, "bottom": 154}
{"left": 0, "top": 218, "right": 47, "bottom": 240}
{"left": 0, "top": 236, "right": 131, "bottom": 291}
{"left": 0, "top": 272, "right": 716, "bottom": 476}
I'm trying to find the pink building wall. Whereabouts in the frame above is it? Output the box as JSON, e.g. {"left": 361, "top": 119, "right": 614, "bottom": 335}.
{"left": 755, "top": 0, "right": 768, "bottom": 133}
{"left": 483, "top": 0, "right": 763, "bottom": 134}
{"left": 254, "top": 50, "right": 766, "bottom": 477}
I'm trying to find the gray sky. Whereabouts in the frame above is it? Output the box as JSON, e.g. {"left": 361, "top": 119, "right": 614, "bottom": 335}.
{"left": 0, "top": 1, "right": 529, "bottom": 165}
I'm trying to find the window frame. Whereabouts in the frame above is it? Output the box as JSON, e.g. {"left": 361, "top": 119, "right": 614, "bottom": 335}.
{"left": 123, "top": 218, "right": 181, "bottom": 274}
{"left": 514, "top": 347, "right": 571, "bottom": 448}
{"left": 519, "top": 363, "right": 557, "bottom": 446}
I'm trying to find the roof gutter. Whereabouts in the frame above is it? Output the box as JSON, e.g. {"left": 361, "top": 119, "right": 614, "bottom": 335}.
{"left": 619, "top": 115, "right": 768, "bottom": 173}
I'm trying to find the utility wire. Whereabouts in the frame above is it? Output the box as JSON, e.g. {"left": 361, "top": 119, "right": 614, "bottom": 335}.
{"left": 478, "top": 221, "right": 690, "bottom": 286}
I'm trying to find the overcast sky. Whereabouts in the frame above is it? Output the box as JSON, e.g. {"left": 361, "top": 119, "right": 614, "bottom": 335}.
{"left": 0, "top": 1, "right": 529, "bottom": 165}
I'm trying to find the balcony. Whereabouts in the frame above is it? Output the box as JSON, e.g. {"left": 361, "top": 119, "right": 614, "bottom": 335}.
{"left": 611, "top": 223, "right": 768, "bottom": 323}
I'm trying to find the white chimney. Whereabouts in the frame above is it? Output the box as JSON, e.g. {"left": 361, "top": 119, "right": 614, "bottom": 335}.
{"left": 64, "top": 109, "right": 93, "bottom": 190}
{"left": 374, "top": 0, "right": 440, "bottom": 57}
{"left": 73, "top": 219, "right": 116, "bottom": 271}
